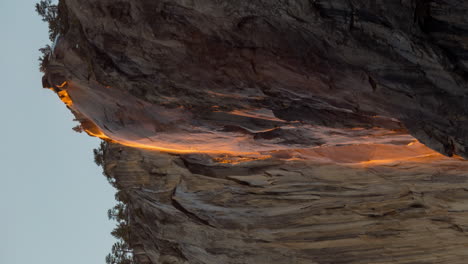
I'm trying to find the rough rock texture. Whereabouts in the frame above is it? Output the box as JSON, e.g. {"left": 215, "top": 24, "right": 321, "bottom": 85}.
{"left": 105, "top": 145, "right": 468, "bottom": 264}
{"left": 42, "top": 0, "right": 468, "bottom": 263}
{"left": 45, "top": 0, "right": 468, "bottom": 157}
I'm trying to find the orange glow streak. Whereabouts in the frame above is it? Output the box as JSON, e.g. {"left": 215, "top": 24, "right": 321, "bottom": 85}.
{"left": 48, "top": 81, "right": 73, "bottom": 107}
{"left": 213, "top": 155, "right": 272, "bottom": 164}
{"left": 57, "top": 90, "right": 73, "bottom": 107}
{"left": 102, "top": 137, "right": 261, "bottom": 155}
{"left": 48, "top": 81, "right": 464, "bottom": 165}
{"left": 57, "top": 81, "right": 68, "bottom": 88}
{"left": 358, "top": 153, "right": 441, "bottom": 165}
{"left": 51, "top": 81, "right": 262, "bottom": 157}
{"left": 79, "top": 114, "right": 456, "bottom": 164}
{"left": 83, "top": 119, "right": 455, "bottom": 165}
{"left": 83, "top": 128, "right": 111, "bottom": 141}
{"left": 356, "top": 142, "right": 451, "bottom": 166}
{"left": 58, "top": 93, "right": 264, "bottom": 157}
{"left": 82, "top": 125, "right": 263, "bottom": 157}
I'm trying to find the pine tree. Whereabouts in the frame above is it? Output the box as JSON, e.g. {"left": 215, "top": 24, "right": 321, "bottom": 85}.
{"left": 107, "top": 203, "right": 127, "bottom": 222}
{"left": 38, "top": 45, "right": 52, "bottom": 73}
{"left": 93, "top": 141, "right": 107, "bottom": 167}
{"left": 35, "top": 0, "right": 60, "bottom": 41}
{"left": 35, "top": 0, "right": 68, "bottom": 71}
{"left": 105, "top": 242, "right": 134, "bottom": 264}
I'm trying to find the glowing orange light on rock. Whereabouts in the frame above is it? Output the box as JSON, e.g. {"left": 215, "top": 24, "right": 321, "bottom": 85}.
{"left": 57, "top": 81, "right": 68, "bottom": 88}
{"left": 57, "top": 90, "right": 73, "bottom": 107}
{"left": 213, "top": 155, "right": 272, "bottom": 164}
{"left": 46, "top": 80, "right": 464, "bottom": 166}
{"left": 78, "top": 115, "right": 263, "bottom": 157}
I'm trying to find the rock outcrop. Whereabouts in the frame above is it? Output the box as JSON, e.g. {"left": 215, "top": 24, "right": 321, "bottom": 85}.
{"left": 42, "top": 0, "right": 468, "bottom": 263}
{"left": 103, "top": 144, "right": 468, "bottom": 264}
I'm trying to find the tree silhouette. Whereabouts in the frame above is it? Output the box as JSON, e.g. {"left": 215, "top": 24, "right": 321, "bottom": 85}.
{"left": 108, "top": 203, "right": 127, "bottom": 222}
{"left": 105, "top": 241, "right": 134, "bottom": 264}
{"left": 36, "top": 1, "right": 134, "bottom": 263}
{"left": 111, "top": 222, "right": 131, "bottom": 242}
{"left": 105, "top": 172, "right": 134, "bottom": 263}
{"left": 106, "top": 200, "right": 134, "bottom": 263}
{"left": 35, "top": 0, "right": 60, "bottom": 41}
{"left": 35, "top": 0, "right": 69, "bottom": 71}
{"left": 93, "top": 141, "right": 107, "bottom": 167}
{"left": 38, "top": 45, "right": 52, "bottom": 73}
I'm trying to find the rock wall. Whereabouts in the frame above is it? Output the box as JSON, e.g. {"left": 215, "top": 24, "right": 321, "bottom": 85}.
{"left": 42, "top": 0, "right": 468, "bottom": 263}
{"left": 45, "top": 0, "right": 468, "bottom": 157}
{"left": 105, "top": 144, "right": 468, "bottom": 264}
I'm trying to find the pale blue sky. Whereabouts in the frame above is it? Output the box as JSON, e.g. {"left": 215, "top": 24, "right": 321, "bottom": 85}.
{"left": 0, "top": 1, "right": 117, "bottom": 263}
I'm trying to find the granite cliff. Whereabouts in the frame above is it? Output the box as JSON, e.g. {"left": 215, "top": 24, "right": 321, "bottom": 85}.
{"left": 41, "top": 0, "right": 468, "bottom": 263}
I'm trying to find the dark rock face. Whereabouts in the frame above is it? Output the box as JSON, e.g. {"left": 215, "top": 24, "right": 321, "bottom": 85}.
{"left": 43, "top": 0, "right": 468, "bottom": 263}
{"left": 46, "top": 0, "right": 468, "bottom": 158}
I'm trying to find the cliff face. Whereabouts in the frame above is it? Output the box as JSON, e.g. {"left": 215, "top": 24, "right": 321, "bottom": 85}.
{"left": 42, "top": 0, "right": 468, "bottom": 263}
{"left": 102, "top": 144, "right": 468, "bottom": 264}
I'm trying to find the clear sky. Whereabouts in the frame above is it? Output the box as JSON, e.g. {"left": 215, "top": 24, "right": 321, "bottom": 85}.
{"left": 0, "top": 1, "right": 117, "bottom": 263}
